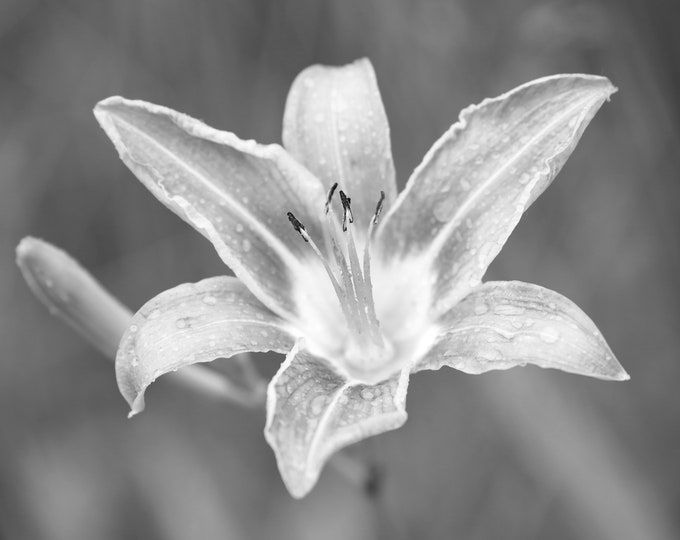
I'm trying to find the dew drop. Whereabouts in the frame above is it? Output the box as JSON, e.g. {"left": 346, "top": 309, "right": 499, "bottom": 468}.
{"left": 129, "top": 324, "right": 138, "bottom": 333}
{"left": 360, "top": 387, "right": 375, "bottom": 401}
{"left": 242, "top": 239, "right": 252, "bottom": 252}
{"left": 235, "top": 223, "right": 244, "bottom": 233}
{"left": 310, "top": 395, "right": 326, "bottom": 415}
{"left": 176, "top": 319, "right": 187, "bottom": 329}
{"left": 202, "top": 295, "right": 217, "bottom": 305}
{"left": 148, "top": 309, "right": 161, "bottom": 320}
{"left": 474, "top": 301, "right": 489, "bottom": 315}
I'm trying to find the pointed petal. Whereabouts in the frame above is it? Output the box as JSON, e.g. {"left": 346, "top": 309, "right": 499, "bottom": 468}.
{"left": 377, "top": 75, "right": 616, "bottom": 314}
{"left": 265, "top": 343, "right": 409, "bottom": 498}
{"left": 116, "top": 276, "right": 295, "bottom": 416}
{"left": 415, "top": 281, "right": 628, "bottom": 381}
{"left": 94, "top": 97, "right": 327, "bottom": 321}
{"left": 283, "top": 58, "right": 397, "bottom": 230}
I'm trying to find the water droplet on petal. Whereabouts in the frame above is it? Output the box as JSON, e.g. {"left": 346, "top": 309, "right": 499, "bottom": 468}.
{"left": 360, "top": 387, "right": 376, "bottom": 401}
{"left": 202, "top": 295, "right": 217, "bottom": 305}
{"left": 129, "top": 324, "right": 138, "bottom": 333}
{"left": 310, "top": 395, "right": 326, "bottom": 415}
{"left": 242, "top": 239, "right": 252, "bottom": 252}
{"left": 148, "top": 309, "right": 161, "bottom": 320}
{"left": 176, "top": 319, "right": 187, "bottom": 329}
{"left": 235, "top": 223, "right": 244, "bottom": 233}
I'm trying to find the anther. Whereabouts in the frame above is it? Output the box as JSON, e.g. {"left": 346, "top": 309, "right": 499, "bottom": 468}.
{"left": 373, "top": 191, "right": 385, "bottom": 224}
{"left": 325, "top": 182, "right": 338, "bottom": 214}
{"left": 339, "top": 190, "right": 354, "bottom": 231}
{"left": 287, "top": 211, "right": 309, "bottom": 242}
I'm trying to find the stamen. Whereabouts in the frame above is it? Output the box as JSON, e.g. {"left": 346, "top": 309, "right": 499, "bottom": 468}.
{"left": 339, "top": 190, "right": 354, "bottom": 231}
{"left": 287, "top": 188, "right": 388, "bottom": 361}
{"left": 344, "top": 223, "right": 383, "bottom": 346}
{"left": 287, "top": 209, "right": 362, "bottom": 337}
{"left": 335, "top": 190, "right": 383, "bottom": 346}
{"left": 373, "top": 190, "right": 385, "bottom": 225}
{"left": 362, "top": 191, "right": 387, "bottom": 334}
{"left": 331, "top": 235, "right": 364, "bottom": 330}
{"left": 325, "top": 182, "right": 338, "bottom": 214}
{"left": 287, "top": 212, "right": 309, "bottom": 242}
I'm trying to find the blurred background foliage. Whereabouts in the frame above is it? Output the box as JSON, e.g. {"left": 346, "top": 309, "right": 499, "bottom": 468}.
{"left": 2, "top": 0, "right": 680, "bottom": 538}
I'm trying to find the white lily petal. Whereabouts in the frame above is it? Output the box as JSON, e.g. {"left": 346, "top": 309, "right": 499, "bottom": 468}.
{"left": 117, "top": 276, "right": 294, "bottom": 417}
{"left": 376, "top": 75, "right": 616, "bottom": 314}
{"left": 416, "top": 281, "right": 628, "bottom": 381}
{"left": 283, "top": 58, "right": 397, "bottom": 230}
{"left": 265, "top": 342, "right": 409, "bottom": 498}
{"left": 94, "top": 97, "right": 327, "bottom": 321}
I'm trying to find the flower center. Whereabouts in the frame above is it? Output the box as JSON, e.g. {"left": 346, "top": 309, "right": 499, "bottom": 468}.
{"left": 288, "top": 184, "right": 393, "bottom": 380}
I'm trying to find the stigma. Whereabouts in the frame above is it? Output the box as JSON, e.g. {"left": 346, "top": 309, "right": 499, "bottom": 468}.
{"left": 288, "top": 184, "right": 391, "bottom": 375}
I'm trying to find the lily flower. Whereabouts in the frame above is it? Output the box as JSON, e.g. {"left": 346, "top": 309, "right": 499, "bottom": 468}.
{"left": 93, "top": 58, "right": 627, "bottom": 498}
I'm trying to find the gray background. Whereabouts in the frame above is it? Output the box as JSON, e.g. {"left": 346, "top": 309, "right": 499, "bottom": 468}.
{"left": 2, "top": 0, "right": 679, "bottom": 539}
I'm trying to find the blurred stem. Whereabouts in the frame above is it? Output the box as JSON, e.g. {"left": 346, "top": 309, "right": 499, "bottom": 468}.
{"left": 480, "top": 371, "right": 676, "bottom": 540}
{"left": 16, "top": 236, "right": 374, "bottom": 494}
